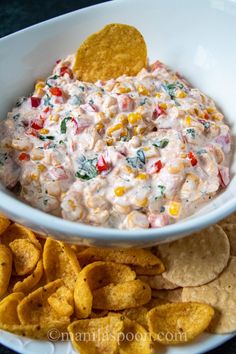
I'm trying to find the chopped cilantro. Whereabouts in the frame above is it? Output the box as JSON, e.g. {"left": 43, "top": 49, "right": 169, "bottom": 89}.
{"left": 15, "top": 97, "right": 27, "bottom": 107}
{"left": 39, "top": 135, "right": 55, "bottom": 141}
{"left": 60, "top": 117, "right": 72, "bottom": 134}
{"left": 43, "top": 94, "right": 53, "bottom": 107}
{"left": 126, "top": 149, "right": 146, "bottom": 169}
{"left": 155, "top": 185, "right": 166, "bottom": 200}
{"left": 0, "top": 153, "right": 8, "bottom": 166}
{"left": 46, "top": 75, "right": 59, "bottom": 87}
{"left": 75, "top": 155, "right": 98, "bottom": 180}
{"left": 13, "top": 113, "right": 20, "bottom": 121}
{"left": 162, "top": 82, "right": 184, "bottom": 99}
{"left": 186, "top": 128, "right": 196, "bottom": 139}
{"left": 79, "top": 86, "right": 85, "bottom": 92}
{"left": 153, "top": 139, "right": 169, "bottom": 149}
{"left": 160, "top": 206, "right": 165, "bottom": 213}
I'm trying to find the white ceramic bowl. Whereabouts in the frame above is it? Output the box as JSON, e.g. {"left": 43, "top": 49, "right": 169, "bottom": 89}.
{"left": 0, "top": 0, "right": 235, "bottom": 247}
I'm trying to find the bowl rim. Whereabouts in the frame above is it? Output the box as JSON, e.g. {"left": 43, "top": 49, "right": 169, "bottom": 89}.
{"left": 0, "top": 0, "right": 235, "bottom": 242}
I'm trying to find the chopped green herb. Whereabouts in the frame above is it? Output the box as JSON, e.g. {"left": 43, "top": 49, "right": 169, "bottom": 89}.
{"left": 160, "top": 206, "right": 165, "bottom": 213}
{"left": 155, "top": 185, "right": 166, "bottom": 200}
{"left": 89, "top": 99, "right": 94, "bottom": 105}
{"left": 140, "top": 98, "right": 148, "bottom": 106}
{"left": 39, "top": 135, "right": 55, "bottom": 141}
{"left": 186, "top": 128, "right": 196, "bottom": 139}
{"left": 46, "top": 75, "right": 59, "bottom": 87}
{"left": 59, "top": 140, "right": 65, "bottom": 145}
{"left": 153, "top": 138, "right": 169, "bottom": 149}
{"left": 126, "top": 149, "right": 146, "bottom": 169}
{"left": 43, "top": 94, "right": 53, "bottom": 107}
{"left": 79, "top": 86, "right": 85, "bottom": 92}
{"left": 76, "top": 155, "right": 98, "bottom": 180}
{"left": 60, "top": 117, "right": 72, "bottom": 134}
{"left": 162, "top": 82, "right": 184, "bottom": 99}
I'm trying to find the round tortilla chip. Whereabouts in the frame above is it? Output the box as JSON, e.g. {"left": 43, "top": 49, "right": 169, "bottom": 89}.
{"left": 218, "top": 211, "right": 236, "bottom": 225}
{"left": 92, "top": 279, "right": 151, "bottom": 311}
{"left": 139, "top": 274, "right": 179, "bottom": 290}
{"left": 0, "top": 244, "right": 12, "bottom": 297}
{"left": 157, "top": 225, "right": 230, "bottom": 287}
{"left": 73, "top": 23, "right": 147, "bottom": 82}
{"left": 147, "top": 302, "right": 214, "bottom": 344}
{"left": 9, "top": 239, "right": 41, "bottom": 276}
{"left": 0, "top": 292, "right": 24, "bottom": 325}
{"left": 182, "top": 256, "right": 236, "bottom": 334}
{"left": 221, "top": 224, "right": 236, "bottom": 256}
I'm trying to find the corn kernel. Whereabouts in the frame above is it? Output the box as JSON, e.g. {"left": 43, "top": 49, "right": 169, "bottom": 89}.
{"left": 133, "top": 126, "right": 146, "bottom": 136}
{"left": 96, "top": 123, "right": 104, "bottom": 132}
{"left": 39, "top": 128, "right": 49, "bottom": 135}
{"left": 136, "top": 198, "right": 148, "bottom": 208}
{"left": 118, "top": 87, "right": 131, "bottom": 94}
{"left": 120, "top": 129, "right": 128, "bottom": 137}
{"left": 125, "top": 166, "right": 133, "bottom": 174}
{"left": 159, "top": 102, "right": 167, "bottom": 110}
{"left": 212, "top": 113, "right": 223, "bottom": 121}
{"left": 114, "top": 186, "right": 126, "bottom": 197}
{"left": 136, "top": 173, "right": 148, "bottom": 180}
{"left": 168, "top": 201, "right": 181, "bottom": 217}
{"left": 180, "top": 153, "right": 187, "bottom": 158}
{"left": 68, "top": 199, "right": 76, "bottom": 211}
{"left": 142, "top": 147, "right": 150, "bottom": 151}
{"left": 35, "top": 81, "right": 45, "bottom": 95}
{"left": 37, "top": 164, "right": 46, "bottom": 172}
{"left": 176, "top": 90, "right": 187, "bottom": 98}
{"left": 168, "top": 162, "right": 185, "bottom": 174}
{"left": 107, "top": 123, "right": 123, "bottom": 136}
{"left": 31, "top": 173, "right": 38, "bottom": 181}
{"left": 184, "top": 116, "right": 192, "bottom": 127}
{"left": 96, "top": 112, "right": 106, "bottom": 122}
{"left": 118, "top": 114, "right": 128, "bottom": 125}
{"left": 206, "top": 107, "right": 215, "bottom": 114}
{"left": 50, "top": 114, "right": 59, "bottom": 122}
{"left": 128, "top": 112, "right": 142, "bottom": 125}
{"left": 155, "top": 92, "right": 161, "bottom": 98}
{"left": 106, "top": 138, "right": 114, "bottom": 146}
{"left": 180, "top": 143, "right": 186, "bottom": 150}
{"left": 137, "top": 85, "right": 149, "bottom": 96}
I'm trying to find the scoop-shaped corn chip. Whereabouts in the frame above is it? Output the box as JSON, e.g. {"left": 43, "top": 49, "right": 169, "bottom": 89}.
{"left": 9, "top": 239, "right": 41, "bottom": 276}
{"left": 43, "top": 238, "right": 81, "bottom": 290}
{"left": 73, "top": 23, "right": 147, "bottom": 83}
{"left": 0, "top": 292, "right": 24, "bottom": 325}
{"left": 122, "top": 307, "right": 148, "bottom": 330}
{"left": 133, "top": 264, "right": 165, "bottom": 275}
{"left": 0, "top": 215, "right": 10, "bottom": 235}
{"left": 13, "top": 260, "right": 43, "bottom": 293}
{"left": 68, "top": 316, "right": 124, "bottom": 354}
{"left": 119, "top": 317, "right": 153, "bottom": 354}
{"left": 48, "top": 285, "right": 74, "bottom": 317}
{"left": 74, "top": 261, "right": 135, "bottom": 319}
{"left": 145, "top": 297, "right": 169, "bottom": 310}
{"left": 77, "top": 247, "right": 162, "bottom": 268}
{"left": 0, "top": 244, "right": 12, "bottom": 297}
{"left": 92, "top": 279, "right": 151, "bottom": 310}
{"left": 17, "top": 279, "right": 69, "bottom": 325}
{"left": 0, "top": 320, "right": 69, "bottom": 339}
{"left": 147, "top": 302, "right": 214, "bottom": 344}
{"left": 1, "top": 223, "right": 41, "bottom": 250}
{"left": 139, "top": 274, "right": 178, "bottom": 290}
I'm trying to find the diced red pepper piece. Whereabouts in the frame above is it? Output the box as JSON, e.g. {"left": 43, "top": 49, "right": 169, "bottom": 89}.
{"left": 26, "top": 128, "right": 37, "bottom": 137}
{"left": 56, "top": 59, "right": 61, "bottom": 64}
{"left": 154, "top": 160, "right": 163, "bottom": 173}
{"left": 19, "top": 153, "right": 30, "bottom": 161}
{"left": 96, "top": 155, "right": 109, "bottom": 172}
{"left": 60, "top": 66, "right": 73, "bottom": 78}
{"left": 188, "top": 151, "right": 198, "bottom": 166}
{"left": 204, "top": 112, "right": 209, "bottom": 119}
{"left": 43, "top": 107, "right": 50, "bottom": 113}
{"left": 31, "top": 119, "right": 43, "bottom": 130}
{"left": 49, "top": 87, "right": 62, "bottom": 96}
{"left": 31, "top": 96, "right": 41, "bottom": 108}
{"left": 153, "top": 104, "right": 166, "bottom": 119}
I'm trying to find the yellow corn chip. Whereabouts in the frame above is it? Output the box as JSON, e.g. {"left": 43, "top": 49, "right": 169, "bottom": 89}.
{"left": 0, "top": 215, "right": 10, "bottom": 235}
{"left": 147, "top": 302, "right": 214, "bottom": 344}
{"left": 73, "top": 23, "right": 147, "bottom": 83}
{"left": 9, "top": 239, "right": 41, "bottom": 276}
{"left": 48, "top": 285, "right": 74, "bottom": 317}
{"left": 0, "top": 244, "right": 12, "bottom": 297}
{"left": 0, "top": 292, "right": 24, "bottom": 325}
{"left": 43, "top": 238, "right": 81, "bottom": 290}
{"left": 12, "top": 260, "right": 43, "bottom": 294}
